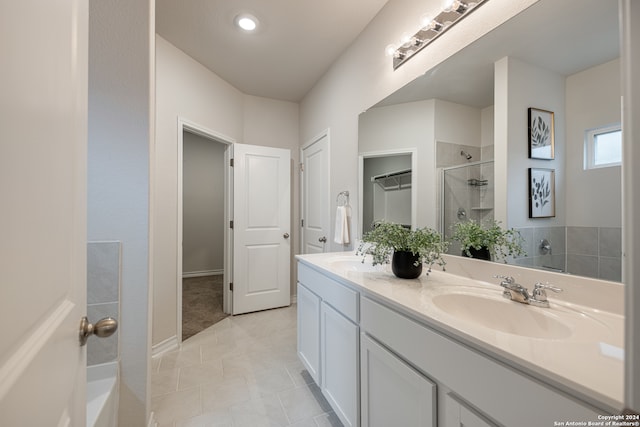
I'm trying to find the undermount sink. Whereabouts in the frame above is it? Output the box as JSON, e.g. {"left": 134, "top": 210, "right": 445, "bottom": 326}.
{"left": 432, "top": 292, "right": 573, "bottom": 339}
{"left": 326, "top": 256, "right": 383, "bottom": 273}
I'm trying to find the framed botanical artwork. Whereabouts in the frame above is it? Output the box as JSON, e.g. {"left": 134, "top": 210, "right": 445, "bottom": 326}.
{"left": 529, "top": 168, "right": 555, "bottom": 218}
{"left": 528, "top": 107, "right": 555, "bottom": 160}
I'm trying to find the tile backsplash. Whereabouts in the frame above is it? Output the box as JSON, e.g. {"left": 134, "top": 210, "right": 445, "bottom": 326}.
{"left": 87, "top": 241, "right": 121, "bottom": 366}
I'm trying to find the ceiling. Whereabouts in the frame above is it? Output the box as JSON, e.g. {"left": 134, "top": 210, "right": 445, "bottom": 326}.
{"left": 156, "top": 0, "right": 389, "bottom": 102}
{"left": 375, "top": 0, "right": 619, "bottom": 109}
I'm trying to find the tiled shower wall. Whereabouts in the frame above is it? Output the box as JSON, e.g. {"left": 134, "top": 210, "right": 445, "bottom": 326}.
{"left": 87, "top": 241, "right": 121, "bottom": 365}
{"left": 512, "top": 226, "right": 621, "bottom": 282}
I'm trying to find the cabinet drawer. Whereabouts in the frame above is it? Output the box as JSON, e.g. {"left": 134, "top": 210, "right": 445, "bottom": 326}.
{"left": 298, "top": 262, "right": 358, "bottom": 322}
{"left": 360, "top": 296, "right": 601, "bottom": 427}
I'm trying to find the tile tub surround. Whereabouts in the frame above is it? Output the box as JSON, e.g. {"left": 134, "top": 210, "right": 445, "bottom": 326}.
{"left": 512, "top": 226, "right": 622, "bottom": 281}
{"left": 151, "top": 304, "right": 343, "bottom": 427}
{"left": 87, "top": 241, "right": 121, "bottom": 366}
{"left": 297, "top": 252, "right": 624, "bottom": 413}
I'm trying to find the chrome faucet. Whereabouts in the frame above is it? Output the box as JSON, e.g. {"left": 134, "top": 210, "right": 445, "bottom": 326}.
{"left": 493, "top": 275, "right": 562, "bottom": 307}
{"left": 494, "top": 275, "right": 530, "bottom": 303}
{"left": 530, "top": 282, "right": 563, "bottom": 308}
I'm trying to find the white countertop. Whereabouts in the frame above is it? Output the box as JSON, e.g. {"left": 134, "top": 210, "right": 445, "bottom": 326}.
{"left": 296, "top": 252, "right": 625, "bottom": 412}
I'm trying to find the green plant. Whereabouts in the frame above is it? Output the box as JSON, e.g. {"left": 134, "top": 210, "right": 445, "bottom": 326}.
{"left": 357, "top": 221, "right": 448, "bottom": 272}
{"left": 451, "top": 219, "right": 526, "bottom": 262}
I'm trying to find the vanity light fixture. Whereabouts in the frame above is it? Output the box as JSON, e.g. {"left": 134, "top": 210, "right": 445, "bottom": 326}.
{"left": 387, "top": 0, "right": 489, "bottom": 70}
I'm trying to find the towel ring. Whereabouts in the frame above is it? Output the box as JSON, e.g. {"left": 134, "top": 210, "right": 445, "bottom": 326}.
{"left": 336, "top": 191, "right": 350, "bottom": 206}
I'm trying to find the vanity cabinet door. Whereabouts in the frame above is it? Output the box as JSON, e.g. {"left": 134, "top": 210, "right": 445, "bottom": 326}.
{"left": 321, "top": 301, "right": 359, "bottom": 427}
{"left": 443, "top": 393, "right": 497, "bottom": 427}
{"left": 361, "top": 333, "right": 436, "bottom": 427}
{"left": 297, "top": 283, "right": 321, "bottom": 384}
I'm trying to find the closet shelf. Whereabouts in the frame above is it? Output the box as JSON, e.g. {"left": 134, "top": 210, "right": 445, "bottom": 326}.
{"left": 371, "top": 168, "right": 412, "bottom": 191}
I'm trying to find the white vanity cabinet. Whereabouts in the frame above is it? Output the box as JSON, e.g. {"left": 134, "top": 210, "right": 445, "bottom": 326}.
{"left": 297, "top": 255, "right": 616, "bottom": 427}
{"left": 297, "top": 282, "right": 321, "bottom": 383}
{"left": 360, "top": 295, "right": 602, "bottom": 427}
{"left": 296, "top": 263, "right": 359, "bottom": 427}
{"left": 443, "top": 394, "right": 495, "bottom": 427}
{"left": 361, "top": 332, "right": 436, "bottom": 426}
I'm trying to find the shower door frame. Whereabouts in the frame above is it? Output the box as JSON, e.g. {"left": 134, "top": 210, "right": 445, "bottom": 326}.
{"left": 440, "top": 159, "right": 495, "bottom": 236}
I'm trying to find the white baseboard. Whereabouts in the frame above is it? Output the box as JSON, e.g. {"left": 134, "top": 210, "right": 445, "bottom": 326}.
{"left": 182, "top": 269, "right": 223, "bottom": 278}
{"left": 152, "top": 335, "right": 179, "bottom": 358}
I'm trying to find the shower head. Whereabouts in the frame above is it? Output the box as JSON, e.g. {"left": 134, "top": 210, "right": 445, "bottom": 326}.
{"left": 460, "top": 150, "right": 472, "bottom": 160}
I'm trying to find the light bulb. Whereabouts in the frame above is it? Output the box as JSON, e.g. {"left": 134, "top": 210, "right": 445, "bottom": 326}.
{"left": 400, "top": 32, "right": 412, "bottom": 47}
{"left": 443, "top": 0, "right": 455, "bottom": 11}
{"left": 234, "top": 14, "right": 259, "bottom": 32}
{"left": 420, "top": 13, "right": 433, "bottom": 30}
{"left": 385, "top": 44, "right": 397, "bottom": 57}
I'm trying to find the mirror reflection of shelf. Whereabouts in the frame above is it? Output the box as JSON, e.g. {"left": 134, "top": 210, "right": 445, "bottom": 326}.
{"left": 467, "top": 178, "right": 489, "bottom": 187}
{"left": 371, "top": 168, "right": 412, "bottom": 191}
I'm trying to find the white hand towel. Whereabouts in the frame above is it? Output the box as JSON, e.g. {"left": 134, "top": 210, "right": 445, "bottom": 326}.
{"left": 334, "top": 205, "right": 351, "bottom": 244}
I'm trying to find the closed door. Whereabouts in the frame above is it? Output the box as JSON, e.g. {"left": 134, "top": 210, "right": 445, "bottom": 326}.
{"left": 0, "top": 0, "right": 88, "bottom": 424}
{"left": 301, "top": 133, "right": 330, "bottom": 253}
{"left": 232, "top": 144, "right": 291, "bottom": 314}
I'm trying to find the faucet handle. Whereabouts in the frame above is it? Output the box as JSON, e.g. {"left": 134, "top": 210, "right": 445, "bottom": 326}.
{"left": 530, "top": 282, "right": 563, "bottom": 307}
{"left": 533, "top": 282, "right": 563, "bottom": 294}
{"left": 493, "top": 274, "right": 515, "bottom": 287}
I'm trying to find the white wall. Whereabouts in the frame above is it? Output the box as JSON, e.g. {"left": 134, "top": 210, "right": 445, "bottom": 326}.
{"left": 621, "top": 1, "right": 640, "bottom": 409}
{"left": 481, "top": 105, "right": 495, "bottom": 158}
{"left": 494, "top": 56, "right": 566, "bottom": 228}
{"left": 565, "top": 59, "right": 621, "bottom": 228}
{"left": 153, "top": 36, "right": 299, "bottom": 348}
{"left": 182, "top": 132, "right": 226, "bottom": 274}
{"left": 300, "top": 0, "right": 538, "bottom": 251}
{"left": 434, "top": 99, "right": 482, "bottom": 146}
{"left": 88, "top": 0, "right": 153, "bottom": 425}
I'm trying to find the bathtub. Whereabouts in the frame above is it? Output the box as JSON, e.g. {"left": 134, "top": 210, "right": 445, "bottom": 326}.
{"left": 87, "top": 363, "right": 119, "bottom": 427}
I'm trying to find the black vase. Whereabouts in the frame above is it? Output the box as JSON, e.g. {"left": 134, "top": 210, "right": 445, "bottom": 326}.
{"left": 463, "top": 247, "right": 491, "bottom": 261}
{"left": 391, "top": 251, "right": 423, "bottom": 279}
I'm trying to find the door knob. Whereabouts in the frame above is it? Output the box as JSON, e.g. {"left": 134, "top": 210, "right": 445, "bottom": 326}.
{"left": 283, "top": 232, "right": 290, "bottom": 239}
{"left": 318, "top": 236, "right": 327, "bottom": 243}
{"left": 79, "top": 316, "right": 118, "bottom": 346}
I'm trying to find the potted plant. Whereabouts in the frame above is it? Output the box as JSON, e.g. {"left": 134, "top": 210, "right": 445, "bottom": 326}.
{"left": 450, "top": 219, "right": 525, "bottom": 262}
{"left": 357, "top": 221, "right": 448, "bottom": 279}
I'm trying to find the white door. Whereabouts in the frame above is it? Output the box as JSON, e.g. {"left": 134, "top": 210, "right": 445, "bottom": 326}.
{"left": 301, "top": 133, "right": 330, "bottom": 253}
{"left": 233, "top": 144, "right": 291, "bottom": 314}
{"left": 0, "top": 0, "right": 88, "bottom": 425}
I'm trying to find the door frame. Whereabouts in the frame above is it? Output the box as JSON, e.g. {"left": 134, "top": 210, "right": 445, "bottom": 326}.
{"left": 177, "top": 117, "right": 234, "bottom": 341}
{"left": 300, "top": 129, "right": 331, "bottom": 253}
{"left": 358, "top": 148, "right": 418, "bottom": 235}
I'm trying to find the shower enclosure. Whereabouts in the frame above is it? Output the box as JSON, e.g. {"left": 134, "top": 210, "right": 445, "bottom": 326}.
{"left": 441, "top": 160, "right": 494, "bottom": 254}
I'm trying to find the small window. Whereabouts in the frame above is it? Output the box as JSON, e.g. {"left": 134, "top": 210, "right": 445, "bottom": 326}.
{"left": 585, "top": 124, "right": 622, "bottom": 169}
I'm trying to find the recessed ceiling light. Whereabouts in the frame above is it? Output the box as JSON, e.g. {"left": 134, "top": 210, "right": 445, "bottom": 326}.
{"left": 235, "top": 14, "right": 258, "bottom": 32}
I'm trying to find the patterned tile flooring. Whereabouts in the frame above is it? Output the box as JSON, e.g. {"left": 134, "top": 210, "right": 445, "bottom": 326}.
{"left": 151, "top": 304, "right": 343, "bottom": 427}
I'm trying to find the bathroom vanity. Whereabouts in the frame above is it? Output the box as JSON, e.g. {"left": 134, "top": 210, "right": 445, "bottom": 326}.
{"left": 296, "top": 252, "right": 624, "bottom": 427}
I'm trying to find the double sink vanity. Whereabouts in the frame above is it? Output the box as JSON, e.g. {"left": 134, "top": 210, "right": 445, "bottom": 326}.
{"left": 296, "top": 252, "right": 624, "bottom": 427}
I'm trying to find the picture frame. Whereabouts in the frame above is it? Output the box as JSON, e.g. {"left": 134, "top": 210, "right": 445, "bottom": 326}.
{"left": 529, "top": 168, "right": 555, "bottom": 218}
{"left": 528, "top": 107, "right": 555, "bottom": 160}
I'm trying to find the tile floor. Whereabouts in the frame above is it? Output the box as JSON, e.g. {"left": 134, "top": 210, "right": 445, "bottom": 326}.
{"left": 151, "top": 304, "right": 343, "bottom": 427}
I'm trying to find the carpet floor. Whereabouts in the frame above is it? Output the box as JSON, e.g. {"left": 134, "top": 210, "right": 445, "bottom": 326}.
{"left": 182, "top": 275, "right": 228, "bottom": 341}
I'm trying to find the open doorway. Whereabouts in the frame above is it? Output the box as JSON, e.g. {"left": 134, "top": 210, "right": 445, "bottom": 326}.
{"left": 358, "top": 149, "right": 417, "bottom": 234}
{"left": 181, "top": 130, "right": 227, "bottom": 339}
{"left": 178, "top": 119, "right": 234, "bottom": 342}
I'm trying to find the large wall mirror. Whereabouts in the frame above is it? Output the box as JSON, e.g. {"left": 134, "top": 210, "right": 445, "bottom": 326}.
{"left": 358, "top": 0, "right": 621, "bottom": 282}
